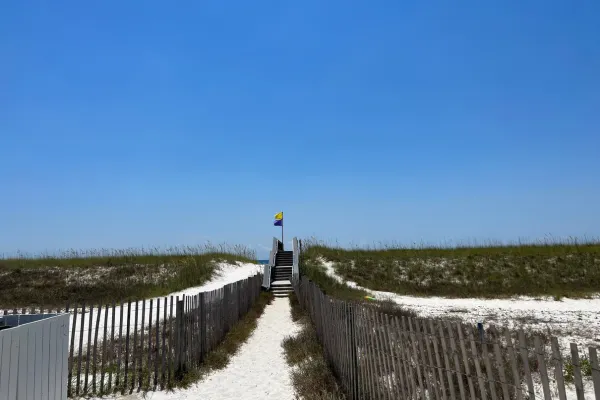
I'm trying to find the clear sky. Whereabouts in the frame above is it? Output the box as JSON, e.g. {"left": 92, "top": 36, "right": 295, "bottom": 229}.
{"left": 1, "top": 1, "right": 599, "bottom": 259}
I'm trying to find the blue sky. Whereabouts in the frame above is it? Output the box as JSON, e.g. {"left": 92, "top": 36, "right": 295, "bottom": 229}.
{"left": 1, "top": 1, "right": 599, "bottom": 259}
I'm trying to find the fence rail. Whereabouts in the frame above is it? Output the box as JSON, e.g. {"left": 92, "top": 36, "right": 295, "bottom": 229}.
{"left": 1, "top": 273, "right": 263, "bottom": 398}
{"left": 294, "top": 276, "right": 600, "bottom": 400}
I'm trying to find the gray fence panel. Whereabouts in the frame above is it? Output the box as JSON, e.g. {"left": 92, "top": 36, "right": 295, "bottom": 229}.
{"left": 0, "top": 314, "right": 70, "bottom": 400}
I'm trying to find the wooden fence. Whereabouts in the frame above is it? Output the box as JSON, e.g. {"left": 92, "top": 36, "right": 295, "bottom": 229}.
{"left": 0, "top": 273, "right": 263, "bottom": 398}
{"left": 294, "top": 276, "right": 600, "bottom": 400}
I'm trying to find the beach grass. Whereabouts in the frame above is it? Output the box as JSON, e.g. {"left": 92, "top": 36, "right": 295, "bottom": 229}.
{"left": 301, "top": 237, "right": 600, "bottom": 298}
{"left": 0, "top": 243, "right": 256, "bottom": 308}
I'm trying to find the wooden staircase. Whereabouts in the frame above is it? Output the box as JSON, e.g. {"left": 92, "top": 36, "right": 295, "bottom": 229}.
{"left": 271, "top": 250, "right": 294, "bottom": 297}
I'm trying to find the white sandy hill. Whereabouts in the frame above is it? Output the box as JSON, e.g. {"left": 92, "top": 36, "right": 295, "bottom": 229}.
{"left": 69, "top": 261, "right": 263, "bottom": 352}
{"left": 320, "top": 259, "right": 600, "bottom": 351}
{"left": 90, "top": 298, "right": 299, "bottom": 400}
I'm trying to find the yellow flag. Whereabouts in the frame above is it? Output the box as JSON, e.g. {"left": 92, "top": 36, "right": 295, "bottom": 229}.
{"left": 274, "top": 212, "right": 283, "bottom": 220}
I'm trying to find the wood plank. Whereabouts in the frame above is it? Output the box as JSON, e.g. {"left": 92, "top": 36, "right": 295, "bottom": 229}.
{"left": 517, "top": 329, "right": 536, "bottom": 399}
{"left": 455, "top": 323, "right": 476, "bottom": 400}
{"left": 401, "top": 316, "right": 418, "bottom": 399}
{"left": 446, "top": 321, "right": 466, "bottom": 400}
{"left": 589, "top": 347, "right": 600, "bottom": 400}
{"left": 168, "top": 296, "right": 174, "bottom": 386}
{"left": 161, "top": 297, "right": 167, "bottom": 388}
{"left": 384, "top": 313, "right": 406, "bottom": 400}
{"left": 467, "top": 328, "right": 487, "bottom": 400}
{"left": 147, "top": 299, "right": 153, "bottom": 389}
{"left": 437, "top": 319, "right": 457, "bottom": 400}
{"left": 131, "top": 301, "right": 139, "bottom": 394}
{"left": 480, "top": 330, "right": 498, "bottom": 400}
{"left": 503, "top": 329, "right": 523, "bottom": 400}
{"left": 115, "top": 302, "right": 124, "bottom": 390}
{"left": 84, "top": 305, "right": 94, "bottom": 393}
{"left": 422, "top": 320, "right": 442, "bottom": 400}
{"left": 534, "top": 336, "right": 552, "bottom": 400}
{"left": 92, "top": 303, "right": 102, "bottom": 393}
{"left": 100, "top": 304, "right": 109, "bottom": 395}
{"left": 138, "top": 299, "right": 146, "bottom": 392}
{"left": 416, "top": 319, "right": 436, "bottom": 400}
{"left": 570, "top": 343, "right": 585, "bottom": 400}
{"left": 67, "top": 303, "right": 78, "bottom": 397}
{"left": 550, "top": 337, "right": 567, "bottom": 400}
{"left": 362, "top": 307, "right": 376, "bottom": 399}
{"left": 354, "top": 305, "right": 367, "bottom": 398}
{"left": 429, "top": 319, "right": 448, "bottom": 400}
{"left": 108, "top": 302, "right": 116, "bottom": 393}
{"left": 123, "top": 301, "right": 131, "bottom": 395}
{"left": 154, "top": 296, "right": 160, "bottom": 390}
{"left": 76, "top": 302, "right": 86, "bottom": 395}
{"left": 489, "top": 327, "right": 510, "bottom": 400}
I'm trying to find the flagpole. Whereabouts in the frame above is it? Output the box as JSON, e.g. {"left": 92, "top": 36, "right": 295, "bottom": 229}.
{"left": 281, "top": 212, "right": 284, "bottom": 248}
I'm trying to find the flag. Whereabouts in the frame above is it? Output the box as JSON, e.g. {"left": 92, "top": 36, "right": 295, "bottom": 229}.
{"left": 274, "top": 211, "right": 283, "bottom": 226}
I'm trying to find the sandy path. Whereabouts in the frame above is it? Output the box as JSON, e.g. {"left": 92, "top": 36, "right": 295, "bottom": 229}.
{"left": 95, "top": 297, "right": 299, "bottom": 400}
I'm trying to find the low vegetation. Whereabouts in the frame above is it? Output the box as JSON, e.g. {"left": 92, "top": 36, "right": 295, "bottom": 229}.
{"left": 302, "top": 238, "right": 600, "bottom": 298}
{"left": 283, "top": 293, "right": 346, "bottom": 400}
{"left": 0, "top": 244, "right": 256, "bottom": 307}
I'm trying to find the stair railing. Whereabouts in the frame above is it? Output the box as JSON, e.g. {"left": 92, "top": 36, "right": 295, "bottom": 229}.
{"left": 262, "top": 237, "right": 281, "bottom": 290}
{"left": 292, "top": 237, "right": 300, "bottom": 284}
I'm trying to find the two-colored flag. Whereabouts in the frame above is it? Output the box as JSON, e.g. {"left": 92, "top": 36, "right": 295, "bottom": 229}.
{"left": 274, "top": 212, "right": 283, "bottom": 226}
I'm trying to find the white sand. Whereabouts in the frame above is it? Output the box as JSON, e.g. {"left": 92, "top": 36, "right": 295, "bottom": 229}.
{"left": 91, "top": 298, "right": 299, "bottom": 400}
{"left": 321, "top": 259, "right": 600, "bottom": 350}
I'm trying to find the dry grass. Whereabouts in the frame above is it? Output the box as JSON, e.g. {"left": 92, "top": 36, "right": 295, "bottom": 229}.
{"left": 301, "top": 237, "right": 600, "bottom": 298}
{"left": 0, "top": 244, "right": 256, "bottom": 308}
{"left": 283, "top": 293, "right": 346, "bottom": 400}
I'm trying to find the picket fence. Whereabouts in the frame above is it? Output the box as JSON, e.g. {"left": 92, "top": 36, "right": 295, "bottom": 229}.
{"left": 0, "top": 273, "right": 263, "bottom": 397}
{"left": 293, "top": 276, "right": 600, "bottom": 400}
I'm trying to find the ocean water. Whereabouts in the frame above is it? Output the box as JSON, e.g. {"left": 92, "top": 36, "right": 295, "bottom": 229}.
{"left": 257, "top": 259, "right": 269, "bottom": 265}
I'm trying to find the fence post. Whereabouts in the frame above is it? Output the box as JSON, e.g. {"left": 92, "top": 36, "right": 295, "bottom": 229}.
{"left": 175, "top": 300, "right": 185, "bottom": 380}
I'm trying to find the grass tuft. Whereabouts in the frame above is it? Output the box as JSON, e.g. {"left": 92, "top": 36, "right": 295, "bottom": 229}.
{"left": 283, "top": 293, "right": 346, "bottom": 400}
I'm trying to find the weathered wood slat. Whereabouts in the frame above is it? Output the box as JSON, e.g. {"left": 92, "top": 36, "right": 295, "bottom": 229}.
{"left": 518, "top": 329, "right": 536, "bottom": 399}
{"left": 76, "top": 302, "right": 86, "bottom": 395}
{"left": 456, "top": 323, "right": 476, "bottom": 400}
{"left": 437, "top": 319, "right": 457, "bottom": 400}
{"left": 503, "top": 329, "right": 523, "bottom": 400}
{"left": 154, "top": 296, "right": 160, "bottom": 390}
{"left": 67, "top": 303, "right": 78, "bottom": 397}
{"left": 108, "top": 302, "right": 116, "bottom": 392}
{"left": 123, "top": 301, "right": 131, "bottom": 395}
{"left": 116, "top": 302, "right": 124, "bottom": 390}
{"left": 92, "top": 303, "right": 102, "bottom": 393}
{"left": 147, "top": 299, "right": 153, "bottom": 390}
{"left": 589, "top": 347, "right": 600, "bottom": 400}
{"left": 551, "top": 337, "right": 567, "bottom": 400}
{"left": 100, "top": 304, "right": 109, "bottom": 395}
{"left": 534, "top": 336, "right": 552, "bottom": 400}
{"left": 570, "top": 343, "right": 585, "bottom": 400}
{"left": 138, "top": 299, "right": 146, "bottom": 392}
{"left": 84, "top": 304, "right": 94, "bottom": 393}
{"left": 161, "top": 296, "right": 167, "bottom": 389}
{"left": 131, "top": 300, "right": 139, "bottom": 394}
